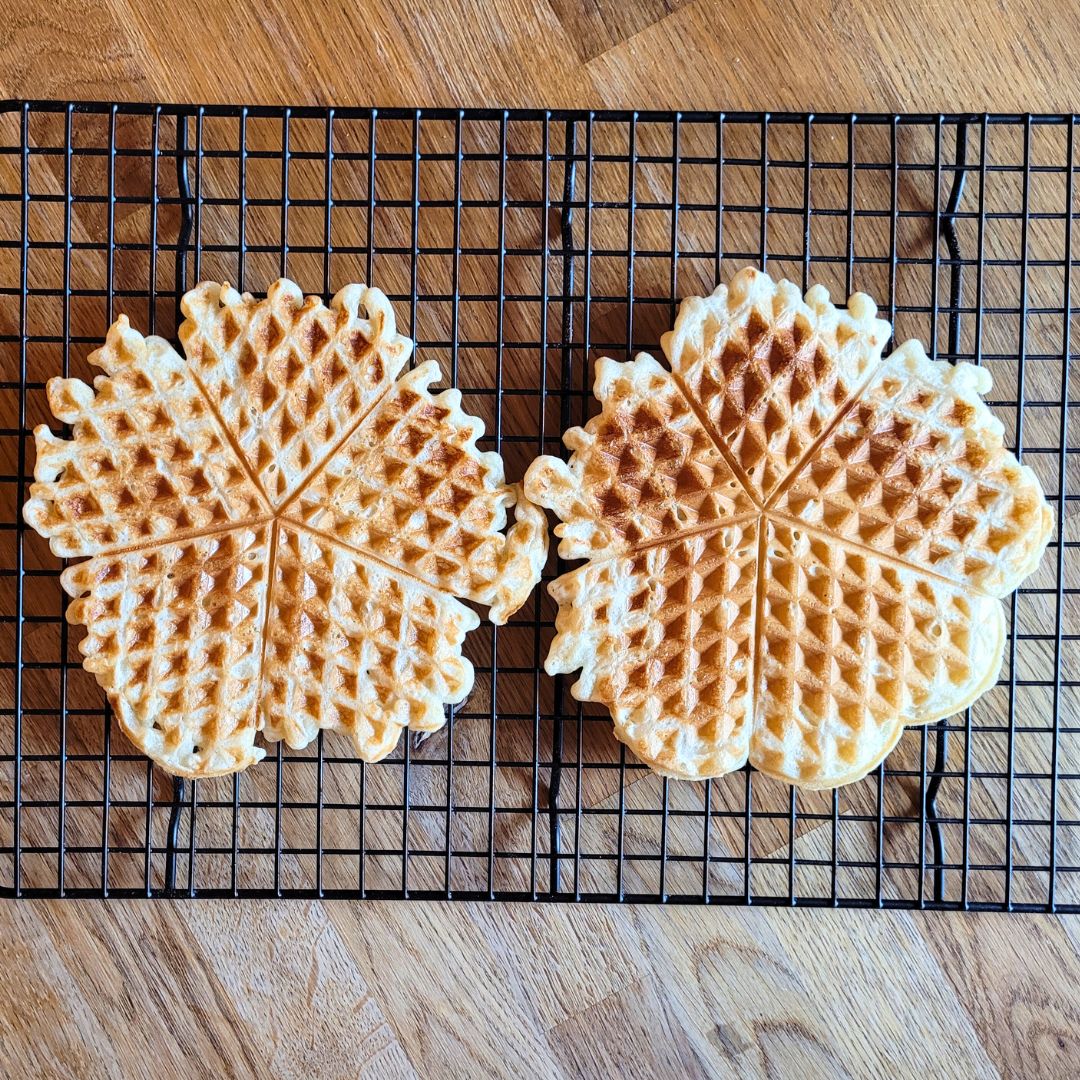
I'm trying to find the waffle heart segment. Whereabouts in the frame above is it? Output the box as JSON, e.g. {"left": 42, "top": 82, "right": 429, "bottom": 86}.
{"left": 771, "top": 340, "right": 1053, "bottom": 598}
{"left": 61, "top": 524, "right": 272, "bottom": 778}
{"left": 752, "top": 520, "right": 1006, "bottom": 788}
{"left": 259, "top": 524, "right": 480, "bottom": 761}
{"left": 178, "top": 278, "right": 413, "bottom": 503}
{"left": 545, "top": 520, "right": 759, "bottom": 780}
{"left": 24, "top": 317, "right": 268, "bottom": 559}
{"left": 292, "top": 359, "right": 547, "bottom": 625}
{"left": 663, "top": 267, "right": 892, "bottom": 501}
{"left": 524, "top": 353, "right": 756, "bottom": 561}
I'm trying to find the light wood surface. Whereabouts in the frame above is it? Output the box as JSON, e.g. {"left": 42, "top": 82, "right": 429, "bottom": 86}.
{"left": 4, "top": 2, "right": 1080, "bottom": 1077}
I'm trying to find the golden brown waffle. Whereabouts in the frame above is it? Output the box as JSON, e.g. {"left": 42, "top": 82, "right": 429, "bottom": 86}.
{"left": 665, "top": 269, "right": 892, "bottom": 500}
{"left": 25, "top": 280, "right": 546, "bottom": 778}
{"left": 772, "top": 341, "right": 1054, "bottom": 598}
{"left": 62, "top": 525, "right": 271, "bottom": 778}
{"left": 526, "top": 267, "right": 1052, "bottom": 788}
{"left": 179, "top": 280, "right": 412, "bottom": 503}
{"left": 524, "top": 353, "right": 754, "bottom": 560}
{"left": 24, "top": 318, "right": 266, "bottom": 558}
{"left": 547, "top": 520, "right": 758, "bottom": 780}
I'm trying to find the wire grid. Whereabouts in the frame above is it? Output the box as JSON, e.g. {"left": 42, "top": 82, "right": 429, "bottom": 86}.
{"left": 0, "top": 102, "right": 1076, "bottom": 907}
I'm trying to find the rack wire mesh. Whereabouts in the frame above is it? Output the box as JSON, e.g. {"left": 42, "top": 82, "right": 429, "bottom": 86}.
{"left": 0, "top": 102, "right": 1076, "bottom": 907}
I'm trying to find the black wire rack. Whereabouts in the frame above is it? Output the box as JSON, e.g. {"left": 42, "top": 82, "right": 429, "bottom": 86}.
{"left": 0, "top": 101, "right": 1076, "bottom": 908}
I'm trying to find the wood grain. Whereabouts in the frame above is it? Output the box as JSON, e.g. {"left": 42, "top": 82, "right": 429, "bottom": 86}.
{"left": 3, "top": 1, "right": 1080, "bottom": 1077}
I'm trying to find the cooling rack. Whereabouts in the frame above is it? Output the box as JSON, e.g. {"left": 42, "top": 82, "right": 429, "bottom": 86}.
{"left": 0, "top": 102, "right": 1076, "bottom": 908}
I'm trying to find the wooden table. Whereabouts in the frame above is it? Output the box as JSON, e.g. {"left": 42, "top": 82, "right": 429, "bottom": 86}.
{"left": 4, "top": 2, "right": 1080, "bottom": 1076}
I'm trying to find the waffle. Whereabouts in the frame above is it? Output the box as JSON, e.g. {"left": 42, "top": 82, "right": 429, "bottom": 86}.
{"left": 524, "top": 353, "right": 754, "bottom": 561}
{"left": 24, "top": 317, "right": 267, "bottom": 558}
{"left": 295, "top": 359, "right": 547, "bottom": 624}
{"left": 546, "top": 520, "right": 759, "bottom": 781}
{"left": 62, "top": 525, "right": 271, "bottom": 778}
{"left": 665, "top": 267, "right": 892, "bottom": 500}
{"left": 754, "top": 521, "right": 1006, "bottom": 787}
{"left": 178, "top": 279, "right": 413, "bottom": 502}
{"left": 261, "top": 525, "right": 479, "bottom": 760}
{"left": 25, "top": 280, "right": 545, "bottom": 777}
{"left": 526, "top": 267, "right": 1052, "bottom": 788}
{"left": 771, "top": 340, "right": 1054, "bottom": 598}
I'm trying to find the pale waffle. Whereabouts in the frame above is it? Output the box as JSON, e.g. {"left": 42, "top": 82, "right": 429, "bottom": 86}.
{"left": 294, "top": 359, "right": 547, "bottom": 624}
{"left": 25, "top": 280, "right": 546, "bottom": 778}
{"left": 178, "top": 279, "right": 412, "bottom": 503}
{"left": 526, "top": 267, "right": 1052, "bottom": 788}
{"left": 754, "top": 521, "right": 1006, "bottom": 787}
